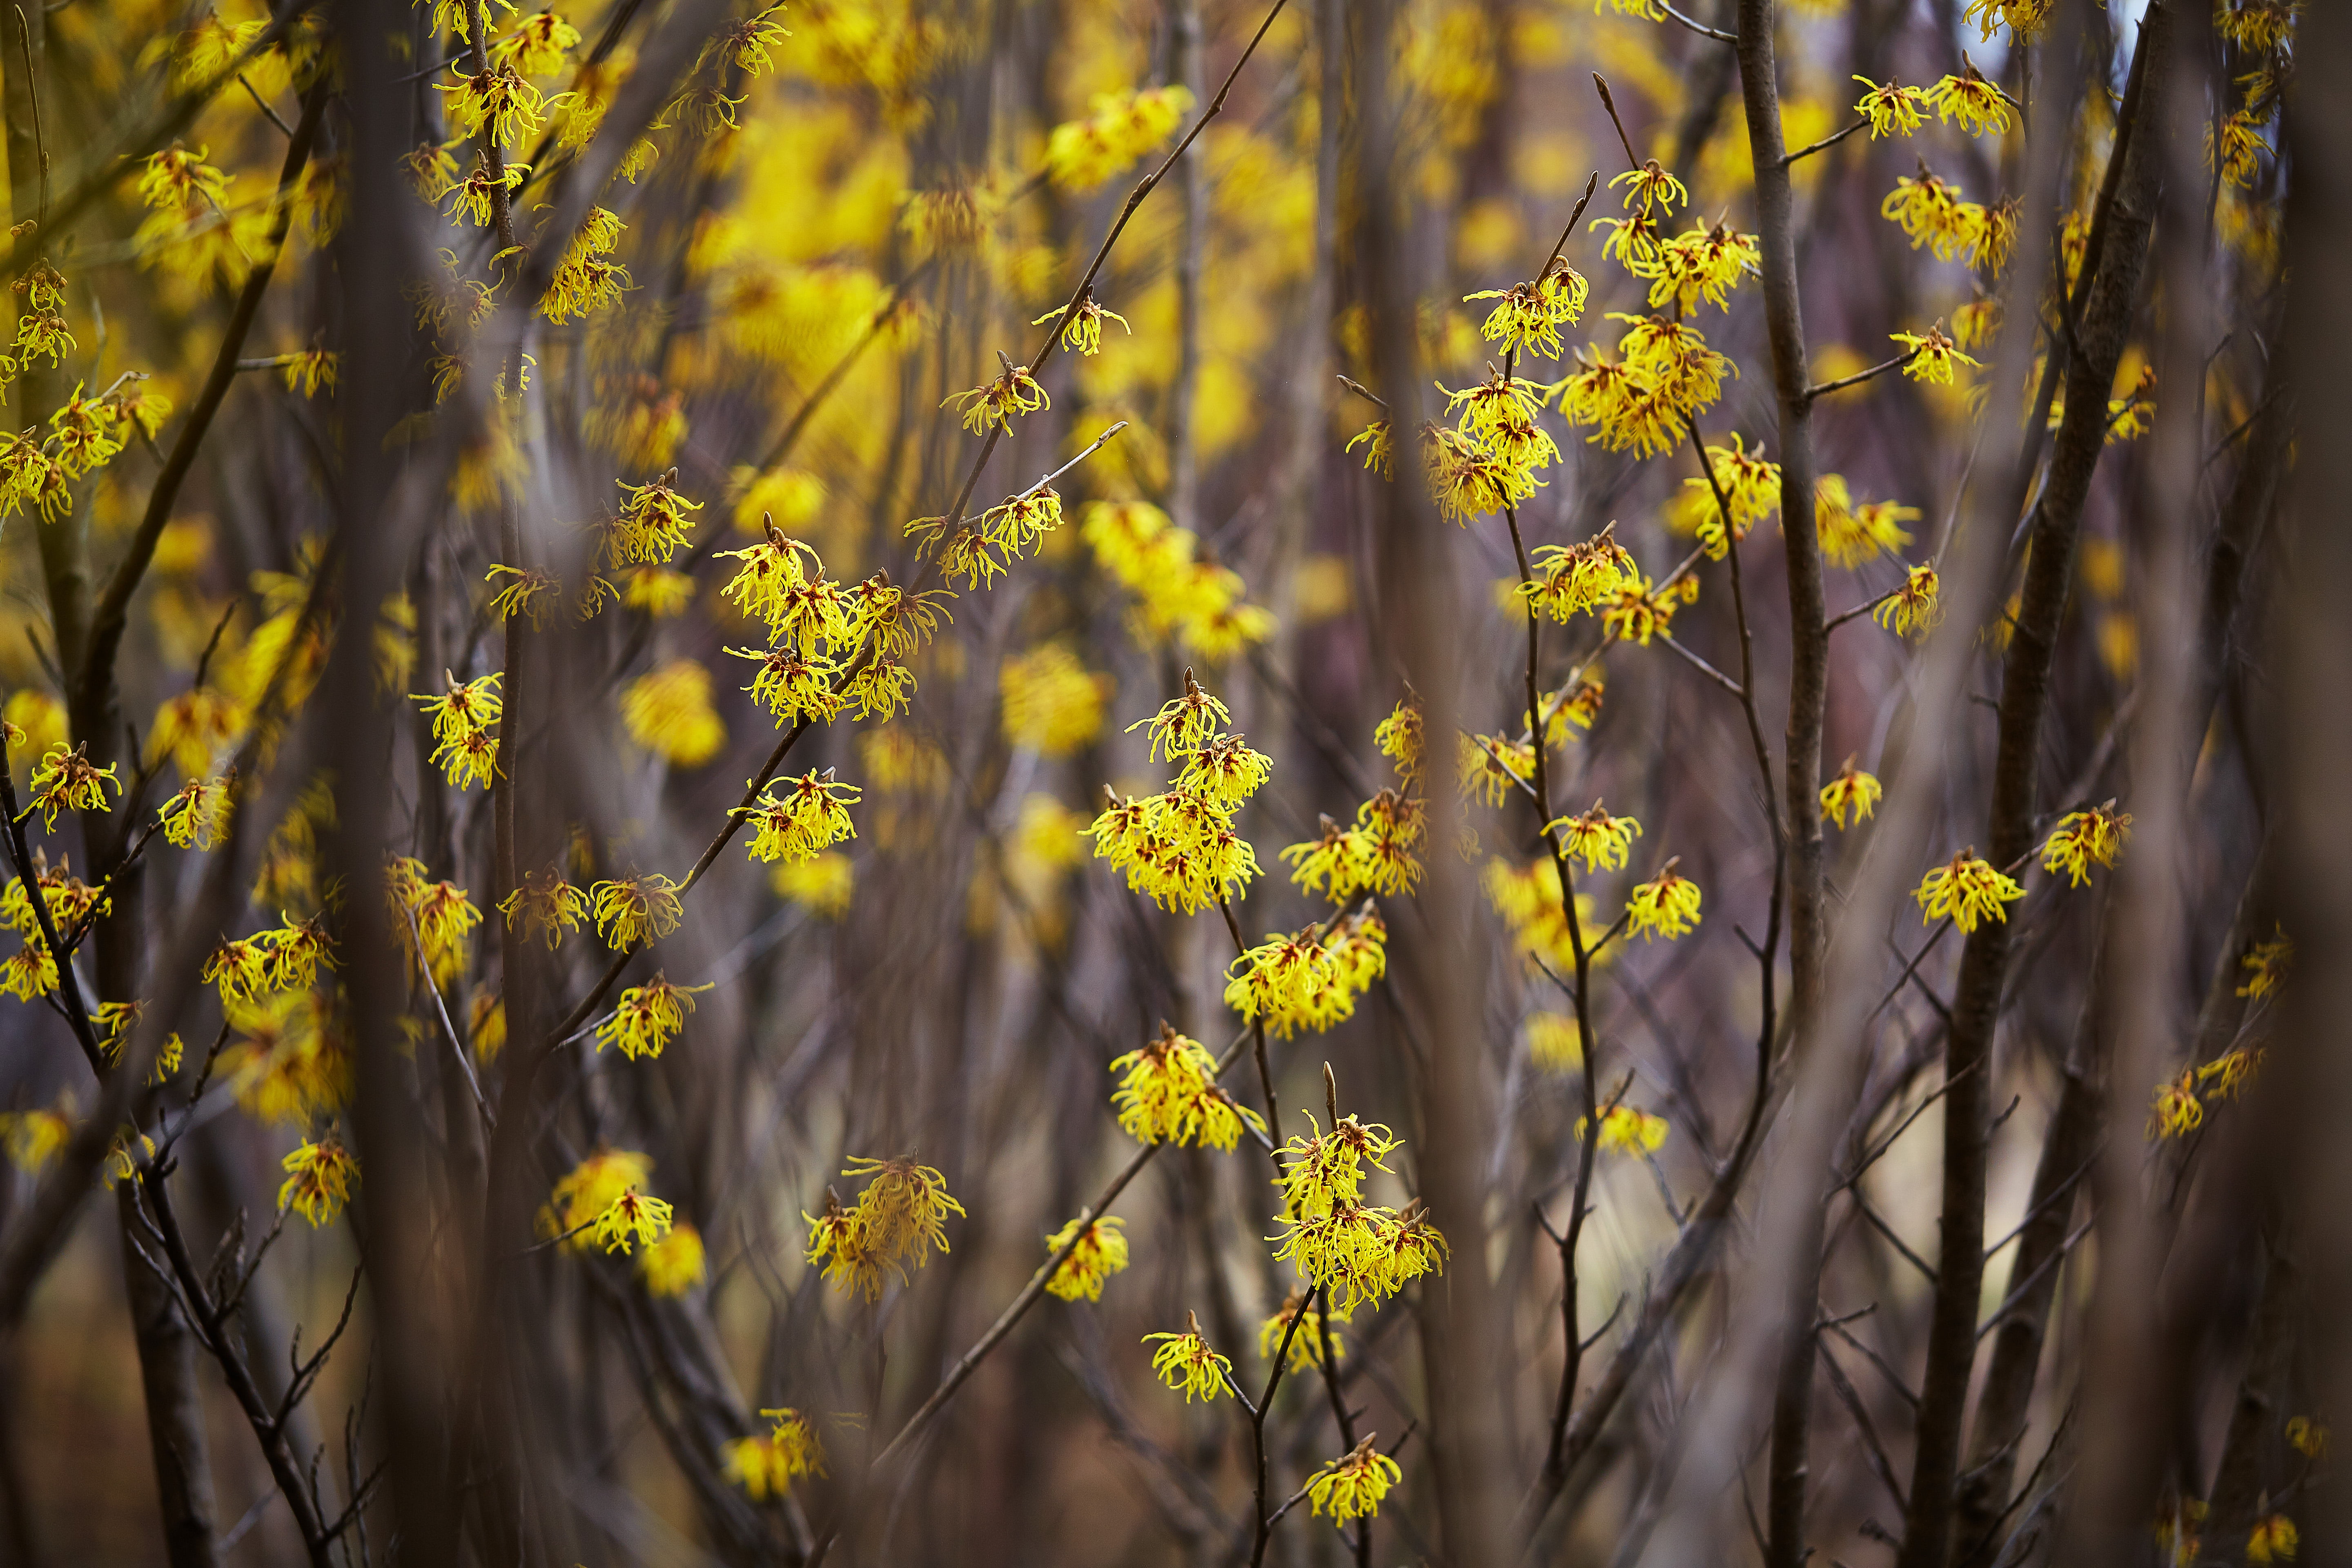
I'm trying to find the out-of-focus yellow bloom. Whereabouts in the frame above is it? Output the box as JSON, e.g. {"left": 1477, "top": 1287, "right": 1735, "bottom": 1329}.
{"left": 1914, "top": 849, "right": 2024, "bottom": 932}
{"left": 774, "top": 851, "right": 854, "bottom": 918}
{"left": 725, "top": 1407, "right": 825, "bottom": 1499}
{"left": 1580, "top": 1103, "right": 1669, "bottom": 1153}
{"left": 1042, "top": 1214, "right": 1129, "bottom": 1301}
{"left": 2149, "top": 1068, "right": 2204, "bottom": 1140}
{"left": 1525, "top": 1011, "right": 1583, "bottom": 1071}
{"left": 1258, "top": 1287, "right": 1350, "bottom": 1372}
{"left": 0, "top": 1103, "right": 69, "bottom": 1173}
{"left": 2238, "top": 926, "right": 2292, "bottom": 1000}
{"left": 1000, "top": 643, "right": 1109, "bottom": 756}
{"left": 638, "top": 1222, "right": 706, "bottom": 1297}
{"left": 621, "top": 660, "right": 727, "bottom": 767}
{"left": 2247, "top": 1515, "right": 2299, "bottom": 1565}
{"left": 1045, "top": 85, "right": 1193, "bottom": 191}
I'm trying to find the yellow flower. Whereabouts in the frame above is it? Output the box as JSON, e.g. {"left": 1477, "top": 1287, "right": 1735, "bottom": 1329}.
{"left": 803, "top": 1188, "right": 885, "bottom": 1299}
{"left": 1108, "top": 1024, "right": 1264, "bottom": 1150}
{"left": 637, "top": 1222, "right": 707, "bottom": 1297}
{"left": 592, "top": 1187, "right": 675, "bottom": 1255}
{"left": 595, "top": 973, "right": 713, "bottom": 1061}
{"left": 1610, "top": 160, "right": 1688, "bottom": 218}
{"left": 621, "top": 659, "right": 726, "bottom": 767}
{"left": 203, "top": 935, "right": 272, "bottom": 1005}
{"left": 1525, "top": 1012, "right": 1583, "bottom": 1071}
{"left": 1893, "top": 323, "right": 1982, "bottom": 385}
{"left": 541, "top": 1147, "right": 653, "bottom": 1248}
{"left": 1820, "top": 759, "right": 1884, "bottom": 829}
{"left": 1257, "top": 1288, "right": 1350, "bottom": 1372}
{"left": 1459, "top": 733, "right": 1535, "bottom": 808}
{"left": 0, "top": 1104, "right": 69, "bottom": 1173}
{"left": 1278, "top": 1112, "right": 1401, "bottom": 1218}
{"left": 1914, "top": 849, "right": 2025, "bottom": 932}
{"left": 725, "top": 1408, "right": 826, "bottom": 1500}
{"left": 1881, "top": 167, "right": 1973, "bottom": 261}
{"left": 1043, "top": 1215, "right": 1130, "bottom": 1302}
{"left": 740, "top": 770, "right": 860, "bottom": 864}
{"left": 1031, "top": 296, "right": 1130, "bottom": 357}
{"left": 1143, "top": 1312, "right": 1232, "bottom": 1402}
{"left": 727, "top": 644, "right": 845, "bottom": 726}
{"left": 1523, "top": 526, "right": 1640, "bottom": 622}
{"left": 1000, "top": 643, "right": 1109, "bottom": 757}
{"left": 1045, "top": 85, "right": 1194, "bottom": 191}
{"left": 590, "top": 872, "right": 684, "bottom": 951}
{"left": 1625, "top": 865, "right": 1702, "bottom": 941}
{"left": 2197, "top": 1045, "right": 2265, "bottom": 1105}
{"left": 278, "top": 1136, "right": 359, "bottom": 1226}
{"left": 2149, "top": 1071, "right": 2203, "bottom": 1142}
{"left": 486, "top": 7, "right": 580, "bottom": 76}
{"left": 943, "top": 363, "right": 1049, "bottom": 436}
{"left": 1550, "top": 799, "right": 1642, "bottom": 874}
{"left": 2041, "top": 803, "right": 2132, "bottom": 887}
{"left": 1853, "top": 74, "right": 1927, "bottom": 137}
{"left": 1579, "top": 1104, "right": 1670, "bottom": 1154}
{"left": 437, "top": 61, "right": 557, "bottom": 148}
{"left": 25, "top": 744, "right": 120, "bottom": 830}
{"left": 1875, "top": 564, "right": 1942, "bottom": 637}
{"left": 1927, "top": 66, "right": 2016, "bottom": 136}
{"left": 1305, "top": 1437, "right": 1403, "bottom": 1525}
{"left": 1961, "top": 0, "right": 2049, "bottom": 40}
{"left": 158, "top": 774, "right": 235, "bottom": 850}
{"left": 2237, "top": 926, "right": 2292, "bottom": 999}
{"left": 1345, "top": 419, "right": 1395, "bottom": 479}
{"left": 498, "top": 864, "right": 588, "bottom": 949}
{"left": 841, "top": 1154, "right": 964, "bottom": 1272}
{"left": 1224, "top": 920, "right": 1386, "bottom": 1040}
{"left": 607, "top": 471, "right": 703, "bottom": 566}
{"left": 1374, "top": 698, "right": 1423, "bottom": 784}
{"left": 1128, "top": 672, "right": 1232, "bottom": 762}
{"left": 2287, "top": 1416, "right": 2328, "bottom": 1459}
{"left": 2247, "top": 1514, "right": 2298, "bottom": 1565}
{"left": 1465, "top": 256, "right": 1589, "bottom": 360}
{"left": 1815, "top": 475, "right": 1917, "bottom": 568}
{"left": 773, "top": 852, "right": 854, "bottom": 919}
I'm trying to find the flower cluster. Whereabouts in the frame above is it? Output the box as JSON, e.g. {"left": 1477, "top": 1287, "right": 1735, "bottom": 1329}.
{"left": 1081, "top": 499, "right": 1276, "bottom": 660}
{"left": 1223, "top": 911, "right": 1388, "bottom": 1040}
{"left": 1815, "top": 474, "right": 1920, "bottom": 569}
{"left": 539, "top": 1148, "right": 656, "bottom": 1252}
{"left": 1086, "top": 674, "right": 1267, "bottom": 915}
{"left": 725, "top": 1408, "right": 826, "bottom": 1501}
{"left": 1108, "top": 1023, "right": 1266, "bottom": 1150}
{"left": 1279, "top": 791, "right": 1426, "bottom": 904}
{"left": 1042, "top": 1214, "right": 1130, "bottom": 1301}
{"left": 412, "top": 671, "right": 503, "bottom": 791}
{"left": 1580, "top": 1104, "right": 1670, "bottom": 1154}
{"left": 741, "top": 769, "right": 862, "bottom": 865}
{"left": 804, "top": 1156, "right": 966, "bottom": 1301}
{"left": 386, "top": 855, "right": 482, "bottom": 984}
{"left": 1267, "top": 1097, "right": 1447, "bottom": 1312}
{"left": 1550, "top": 799, "right": 1642, "bottom": 874}
{"left": 1881, "top": 165, "right": 2017, "bottom": 272}
{"left": 1257, "top": 1287, "right": 1350, "bottom": 1372}
{"left": 1045, "top": 85, "right": 1194, "bottom": 191}
{"left": 1522, "top": 525, "right": 1641, "bottom": 622}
